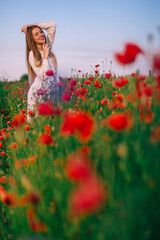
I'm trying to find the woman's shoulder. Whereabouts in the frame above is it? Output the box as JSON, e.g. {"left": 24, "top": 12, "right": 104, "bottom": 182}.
{"left": 29, "top": 50, "right": 33, "bottom": 57}
{"left": 29, "top": 51, "right": 34, "bottom": 65}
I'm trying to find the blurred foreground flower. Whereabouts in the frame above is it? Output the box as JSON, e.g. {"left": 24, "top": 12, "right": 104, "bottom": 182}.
{"left": 61, "top": 111, "right": 95, "bottom": 142}
{"left": 115, "top": 43, "right": 143, "bottom": 65}
{"left": 38, "top": 101, "right": 61, "bottom": 116}
{"left": 12, "top": 113, "right": 26, "bottom": 127}
{"left": 27, "top": 208, "right": 48, "bottom": 233}
{"left": 102, "top": 111, "right": 133, "bottom": 132}
{"left": 68, "top": 177, "right": 106, "bottom": 219}
{"left": 65, "top": 148, "right": 107, "bottom": 220}
{"left": 37, "top": 133, "right": 54, "bottom": 146}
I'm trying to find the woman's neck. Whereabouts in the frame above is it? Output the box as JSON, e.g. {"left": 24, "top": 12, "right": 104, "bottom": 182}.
{"left": 36, "top": 44, "right": 43, "bottom": 50}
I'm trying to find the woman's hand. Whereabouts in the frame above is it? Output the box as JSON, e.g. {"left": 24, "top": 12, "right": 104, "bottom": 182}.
{"left": 42, "top": 43, "right": 50, "bottom": 59}
{"left": 21, "top": 23, "right": 38, "bottom": 33}
{"left": 21, "top": 24, "right": 30, "bottom": 34}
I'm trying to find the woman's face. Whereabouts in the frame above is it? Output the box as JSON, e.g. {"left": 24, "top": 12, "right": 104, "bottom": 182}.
{"left": 32, "top": 27, "right": 45, "bottom": 45}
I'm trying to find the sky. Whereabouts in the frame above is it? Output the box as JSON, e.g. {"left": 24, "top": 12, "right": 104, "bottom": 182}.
{"left": 0, "top": 0, "right": 160, "bottom": 81}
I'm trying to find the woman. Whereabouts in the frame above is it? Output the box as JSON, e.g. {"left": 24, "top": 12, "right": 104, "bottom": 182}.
{"left": 21, "top": 21, "right": 59, "bottom": 122}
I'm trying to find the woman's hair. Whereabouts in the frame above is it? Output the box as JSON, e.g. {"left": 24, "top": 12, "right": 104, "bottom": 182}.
{"left": 26, "top": 25, "right": 57, "bottom": 86}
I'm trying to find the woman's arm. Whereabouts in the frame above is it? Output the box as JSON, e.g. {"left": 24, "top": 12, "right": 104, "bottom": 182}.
{"left": 37, "top": 21, "right": 56, "bottom": 48}
{"left": 21, "top": 23, "right": 38, "bottom": 33}
{"left": 29, "top": 51, "right": 49, "bottom": 81}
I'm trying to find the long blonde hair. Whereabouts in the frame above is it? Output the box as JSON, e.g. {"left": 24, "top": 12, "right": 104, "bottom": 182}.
{"left": 26, "top": 25, "right": 57, "bottom": 86}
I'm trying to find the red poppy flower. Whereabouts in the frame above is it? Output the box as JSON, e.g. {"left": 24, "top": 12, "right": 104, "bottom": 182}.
{"left": 105, "top": 73, "right": 112, "bottom": 79}
{"left": 12, "top": 113, "right": 26, "bottom": 127}
{"left": 95, "top": 64, "right": 100, "bottom": 68}
{"left": 101, "top": 98, "right": 108, "bottom": 106}
{"left": 0, "top": 152, "right": 6, "bottom": 156}
{"left": 37, "top": 102, "right": 54, "bottom": 116}
{"left": 28, "top": 111, "right": 35, "bottom": 116}
{"left": 68, "top": 176, "right": 106, "bottom": 219}
{"left": 102, "top": 112, "right": 133, "bottom": 132}
{"left": 112, "top": 77, "right": 128, "bottom": 88}
{"left": 62, "top": 94, "right": 71, "bottom": 102}
{"left": 24, "top": 126, "right": 30, "bottom": 131}
{"left": 37, "top": 133, "right": 54, "bottom": 145}
{"left": 115, "top": 43, "right": 143, "bottom": 65}
{"left": 8, "top": 142, "right": 18, "bottom": 149}
{"left": 89, "top": 77, "right": 94, "bottom": 81}
{"left": 27, "top": 208, "right": 48, "bottom": 232}
{"left": 46, "top": 70, "right": 54, "bottom": 77}
{"left": 70, "top": 79, "right": 77, "bottom": 88}
{"left": 84, "top": 80, "right": 91, "bottom": 85}
{"left": 61, "top": 111, "right": 94, "bottom": 142}
{"left": 75, "top": 88, "right": 88, "bottom": 98}
{"left": 65, "top": 151, "right": 92, "bottom": 183}
{"left": 21, "top": 109, "right": 26, "bottom": 114}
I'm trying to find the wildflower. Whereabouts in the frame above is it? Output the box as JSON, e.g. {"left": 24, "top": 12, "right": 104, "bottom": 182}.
{"left": 37, "top": 133, "right": 54, "bottom": 146}
{"left": 28, "top": 110, "right": 35, "bottom": 116}
{"left": 84, "top": 80, "right": 91, "bottom": 85}
{"left": 70, "top": 79, "right": 77, "bottom": 88}
{"left": 12, "top": 113, "right": 26, "bottom": 127}
{"left": 24, "top": 126, "right": 30, "bottom": 131}
{"left": 102, "top": 112, "right": 133, "bottom": 132}
{"left": 65, "top": 151, "right": 92, "bottom": 183}
{"left": 95, "top": 80, "right": 100, "bottom": 88}
{"left": 75, "top": 88, "right": 88, "bottom": 98}
{"left": 89, "top": 77, "right": 94, "bottom": 81}
{"left": 0, "top": 152, "right": 6, "bottom": 156}
{"left": 101, "top": 98, "right": 108, "bottom": 106}
{"left": 112, "top": 77, "right": 128, "bottom": 88}
{"left": 95, "top": 64, "right": 100, "bottom": 68}
{"left": 27, "top": 208, "right": 48, "bottom": 232}
{"left": 0, "top": 176, "right": 6, "bottom": 184}
{"left": 61, "top": 111, "right": 95, "bottom": 142}
{"left": 28, "top": 155, "right": 38, "bottom": 163}
{"left": 8, "top": 142, "right": 18, "bottom": 149}
{"left": 0, "top": 187, "right": 18, "bottom": 207}
{"left": 115, "top": 43, "right": 143, "bottom": 65}
{"left": 38, "top": 102, "right": 54, "bottom": 116}
{"left": 21, "top": 109, "right": 26, "bottom": 114}
{"left": 0, "top": 143, "right": 3, "bottom": 148}
{"left": 105, "top": 73, "right": 112, "bottom": 79}
{"left": 44, "top": 125, "right": 51, "bottom": 134}
{"left": 68, "top": 176, "right": 106, "bottom": 219}
{"left": 62, "top": 94, "right": 71, "bottom": 102}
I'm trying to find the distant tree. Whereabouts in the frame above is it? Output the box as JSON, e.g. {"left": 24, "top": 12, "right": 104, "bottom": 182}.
{"left": 20, "top": 74, "right": 28, "bottom": 82}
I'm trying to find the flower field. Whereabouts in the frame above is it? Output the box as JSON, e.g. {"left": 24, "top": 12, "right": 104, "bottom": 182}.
{"left": 0, "top": 43, "right": 160, "bottom": 240}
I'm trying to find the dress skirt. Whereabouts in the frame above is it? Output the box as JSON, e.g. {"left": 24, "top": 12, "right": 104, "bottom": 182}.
{"left": 27, "top": 73, "right": 59, "bottom": 122}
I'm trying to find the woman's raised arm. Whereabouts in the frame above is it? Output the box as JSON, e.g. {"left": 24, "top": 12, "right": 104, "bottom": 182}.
{"left": 37, "top": 21, "right": 56, "bottom": 48}
{"left": 21, "top": 23, "right": 38, "bottom": 34}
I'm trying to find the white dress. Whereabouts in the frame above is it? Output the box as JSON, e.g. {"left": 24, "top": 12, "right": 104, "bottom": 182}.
{"left": 27, "top": 21, "right": 59, "bottom": 123}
